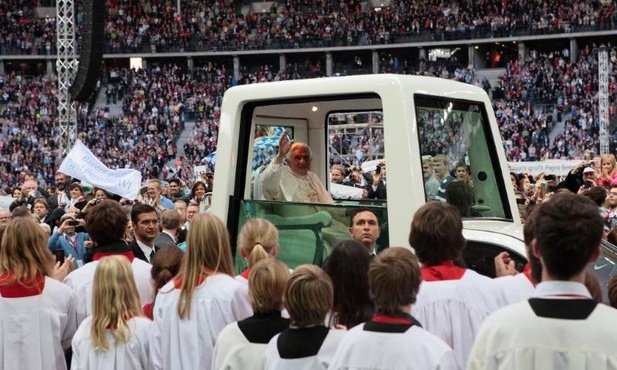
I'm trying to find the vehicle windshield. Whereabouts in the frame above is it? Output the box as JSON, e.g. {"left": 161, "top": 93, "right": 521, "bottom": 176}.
{"left": 416, "top": 95, "right": 512, "bottom": 220}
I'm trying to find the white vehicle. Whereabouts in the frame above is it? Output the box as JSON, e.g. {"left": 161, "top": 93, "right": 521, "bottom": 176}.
{"left": 209, "top": 74, "right": 617, "bottom": 295}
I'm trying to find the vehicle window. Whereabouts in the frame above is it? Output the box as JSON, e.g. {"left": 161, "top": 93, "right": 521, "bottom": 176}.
{"left": 234, "top": 199, "right": 388, "bottom": 272}
{"left": 416, "top": 96, "right": 511, "bottom": 220}
{"left": 327, "top": 111, "right": 386, "bottom": 201}
{"left": 464, "top": 240, "right": 527, "bottom": 278}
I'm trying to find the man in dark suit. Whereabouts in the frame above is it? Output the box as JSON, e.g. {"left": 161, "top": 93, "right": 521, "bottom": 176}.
{"left": 128, "top": 204, "right": 160, "bottom": 263}
{"left": 365, "top": 162, "right": 387, "bottom": 200}
{"left": 153, "top": 209, "right": 180, "bottom": 251}
{"left": 47, "top": 172, "right": 71, "bottom": 210}
{"left": 349, "top": 208, "right": 383, "bottom": 257}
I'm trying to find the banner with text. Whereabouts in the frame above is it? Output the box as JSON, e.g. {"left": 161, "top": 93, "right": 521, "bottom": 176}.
{"left": 59, "top": 140, "right": 142, "bottom": 199}
{"left": 507, "top": 160, "right": 580, "bottom": 177}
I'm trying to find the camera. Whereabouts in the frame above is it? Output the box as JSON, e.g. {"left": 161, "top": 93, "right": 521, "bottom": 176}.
{"left": 67, "top": 220, "right": 79, "bottom": 226}
{"left": 584, "top": 180, "right": 593, "bottom": 189}
{"left": 54, "top": 250, "right": 65, "bottom": 265}
{"left": 539, "top": 181, "right": 547, "bottom": 188}
{"left": 375, "top": 166, "right": 381, "bottom": 175}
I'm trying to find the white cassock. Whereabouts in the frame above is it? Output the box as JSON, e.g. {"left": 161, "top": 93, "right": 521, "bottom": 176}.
{"left": 468, "top": 281, "right": 617, "bottom": 370}
{"left": 492, "top": 272, "right": 535, "bottom": 308}
{"left": 264, "top": 328, "right": 346, "bottom": 370}
{"left": 71, "top": 316, "right": 152, "bottom": 370}
{"left": 0, "top": 276, "right": 77, "bottom": 370}
{"left": 149, "top": 274, "right": 253, "bottom": 370}
{"left": 212, "top": 313, "right": 289, "bottom": 370}
{"left": 327, "top": 322, "right": 462, "bottom": 370}
{"left": 64, "top": 257, "right": 154, "bottom": 326}
{"left": 412, "top": 269, "right": 500, "bottom": 366}
{"left": 260, "top": 162, "right": 333, "bottom": 204}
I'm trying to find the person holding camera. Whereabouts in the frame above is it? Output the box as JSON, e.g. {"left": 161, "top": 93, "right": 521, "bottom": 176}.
{"left": 365, "top": 162, "right": 387, "bottom": 200}
{"left": 48, "top": 213, "right": 90, "bottom": 269}
{"left": 557, "top": 161, "right": 597, "bottom": 193}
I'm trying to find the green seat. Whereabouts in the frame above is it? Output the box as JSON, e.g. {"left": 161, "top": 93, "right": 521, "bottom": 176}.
{"left": 262, "top": 211, "right": 333, "bottom": 269}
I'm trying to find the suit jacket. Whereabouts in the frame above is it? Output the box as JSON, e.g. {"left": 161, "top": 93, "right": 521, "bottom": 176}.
{"left": 153, "top": 231, "right": 177, "bottom": 250}
{"left": 128, "top": 240, "right": 151, "bottom": 263}
{"left": 48, "top": 231, "right": 90, "bottom": 268}
{"left": 47, "top": 190, "right": 70, "bottom": 211}
{"left": 365, "top": 181, "right": 387, "bottom": 200}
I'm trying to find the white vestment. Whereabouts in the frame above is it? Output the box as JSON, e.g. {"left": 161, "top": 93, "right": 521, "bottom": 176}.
{"left": 0, "top": 277, "right": 77, "bottom": 370}
{"left": 149, "top": 274, "right": 253, "bottom": 370}
{"left": 412, "top": 269, "right": 500, "bottom": 366}
{"left": 212, "top": 322, "right": 266, "bottom": 370}
{"left": 71, "top": 316, "right": 152, "bottom": 370}
{"left": 327, "top": 322, "right": 462, "bottom": 370}
{"left": 492, "top": 272, "right": 535, "bottom": 307}
{"left": 260, "top": 162, "right": 333, "bottom": 203}
{"left": 264, "top": 329, "right": 345, "bottom": 370}
{"left": 468, "top": 281, "right": 617, "bottom": 370}
{"left": 64, "top": 258, "right": 154, "bottom": 325}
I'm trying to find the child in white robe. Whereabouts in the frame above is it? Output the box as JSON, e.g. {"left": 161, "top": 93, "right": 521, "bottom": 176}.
{"left": 0, "top": 217, "right": 77, "bottom": 370}
{"left": 71, "top": 255, "right": 152, "bottom": 370}
{"left": 408, "top": 202, "right": 501, "bottom": 365}
{"left": 213, "top": 258, "right": 290, "bottom": 370}
{"left": 328, "top": 247, "right": 461, "bottom": 370}
{"left": 149, "top": 213, "right": 253, "bottom": 370}
{"left": 264, "top": 264, "right": 346, "bottom": 370}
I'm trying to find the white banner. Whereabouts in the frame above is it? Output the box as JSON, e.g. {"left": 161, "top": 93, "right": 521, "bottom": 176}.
{"left": 0, "top": 195, "right": 13, "bottom": 210}
{"left": 59, "top": 140, "right": 142, "bottom": 200}
{"left": 507, "top": 160, "right": 580, "bottom": 176}
{"left": 330, "top": 182, "right": 364, "bottom": 200}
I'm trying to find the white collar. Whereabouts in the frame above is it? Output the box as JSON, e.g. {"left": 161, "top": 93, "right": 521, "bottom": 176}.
{"left": 533, "top": 281, "right": 591, "bottom": 299}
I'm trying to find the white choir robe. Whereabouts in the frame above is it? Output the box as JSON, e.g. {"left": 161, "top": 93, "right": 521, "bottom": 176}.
{"left": 149, "top": 274, "right": 253, "bottom": 370}
{"left": 468, "top": 281, "right": 617, "bottom": 370}
{"left": 264, "top": 330, "right": 346, "bottom": 370}
{"left": 212, "top": 322, "right": 266, "bottom": 370}
{"left": 327, "top": 323, "right": 462, "bottom": 370}
{"left": 0, "top": 277, "right": 77, "bottom": 370}
{"left": 71, "top": 316, "right": 152, "bottom": 370}
{"left": 492, "top": 272, "right": 535, "bottom": 308}
{"left": 412, "top": 269, "right": 500, "bottom": 366}
{"left": 64, "top": 258, "right": 154, "bottom": 325}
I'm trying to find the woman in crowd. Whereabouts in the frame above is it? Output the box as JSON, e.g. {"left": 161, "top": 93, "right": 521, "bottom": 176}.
{"left": 0, "top": 216, "right": 77, "bottom": 370}
{"left": 190, "top": 180, "right": 210, "bottom": 213}
{"left": 11, "top": 186, "right": 22, "bottom": 198}
{"left": 598, "top": 154, "right": 617, "bottom": 187}
{"left": 71, "top": 255, "right": 152, "bottom": 370}
{"left": 264, "top": 265, "right": 346, "bottom": 369}
{"left": 66, "top": 182, "right": 88, "bottom": 211}
{"left": 213, "top": 258, "right": 291, "bottom": 369}
{"left": 149, "top": 213, "right": 252, "bottom": 370}
{"left": 322, "top": 240, "right": 374, "bottom": 329}
{"left": 143, "top": 245, "right": 184, "bottom": 319}
{"left": 236, "top": 218, "right": 280, "bottom": 285}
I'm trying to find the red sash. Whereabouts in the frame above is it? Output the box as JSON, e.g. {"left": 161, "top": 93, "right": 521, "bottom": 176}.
{"left": 0, "top": 272, "right": 45, "bottom": 298}
{"left": 421, "top": 261, "right": 466, "bottom": 281}
{"left": 92, "top": 251, "right": 135, "bottom": 262}
{"left": 522, "top": 263, "right": 536, "bottom": 286}
{"left": 173, "top": 268, "right": 215, "bottom": 289}
{"left": 239, "top": 268, "right": 251, "bottom": 280}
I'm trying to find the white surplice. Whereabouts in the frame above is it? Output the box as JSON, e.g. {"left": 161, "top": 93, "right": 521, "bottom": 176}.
{"left": 264, "top": 330, "right": 346, "bottom": 370}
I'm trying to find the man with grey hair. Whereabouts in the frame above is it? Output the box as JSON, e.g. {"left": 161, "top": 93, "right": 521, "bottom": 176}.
{"left": 261, "top": 134, "right": 333, "bottom": 203}
{"left": 153, "top": 209, "right": 181, "bottom": 250}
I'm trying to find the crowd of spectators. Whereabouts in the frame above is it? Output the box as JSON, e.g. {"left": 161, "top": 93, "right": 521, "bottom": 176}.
{"left": 1, "top": 0, "right": 616, "bottom": 55}
{"left": 0, "top": 2, "right": 617, "bottom": 189}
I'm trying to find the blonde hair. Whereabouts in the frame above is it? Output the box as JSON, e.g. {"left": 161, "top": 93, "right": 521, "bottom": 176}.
{"left": 0, "top": 217, "right": 52, "bottom": 287}
{"left": 239, "top": 218, "right": 279, "bottom": 268}
{"left": 249, "top": 259, "right": 290, "bottom": 313}
{"left": 91, "top": 255, "right": 143, "bottom": 351}
{"left": 601, "top": 154, "right": 617, "bottom": 177}
{"left": 177, "top": 213, "right": 235, "bottom": 319}
{"left": 284, "top": 264, "right": 333, "bottom": 326}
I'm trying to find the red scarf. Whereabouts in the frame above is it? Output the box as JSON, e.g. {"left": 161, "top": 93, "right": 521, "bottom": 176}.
{"left": 239, "top": 268, "right": 251, "bottom": 280}
{"left": 92, "top": 251, "right": 135, "bottom": 262}
{"left": 522, "top": 263, "right": 536, "bottom": 286}
{"left": 421, "top": 261, "right": 466, "bottom": 282}
{"left": 0, "top": 271, "right": 45, "bottom": 298}
{"left": 173, "top": 269, "right": 215, "bottom": 289}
